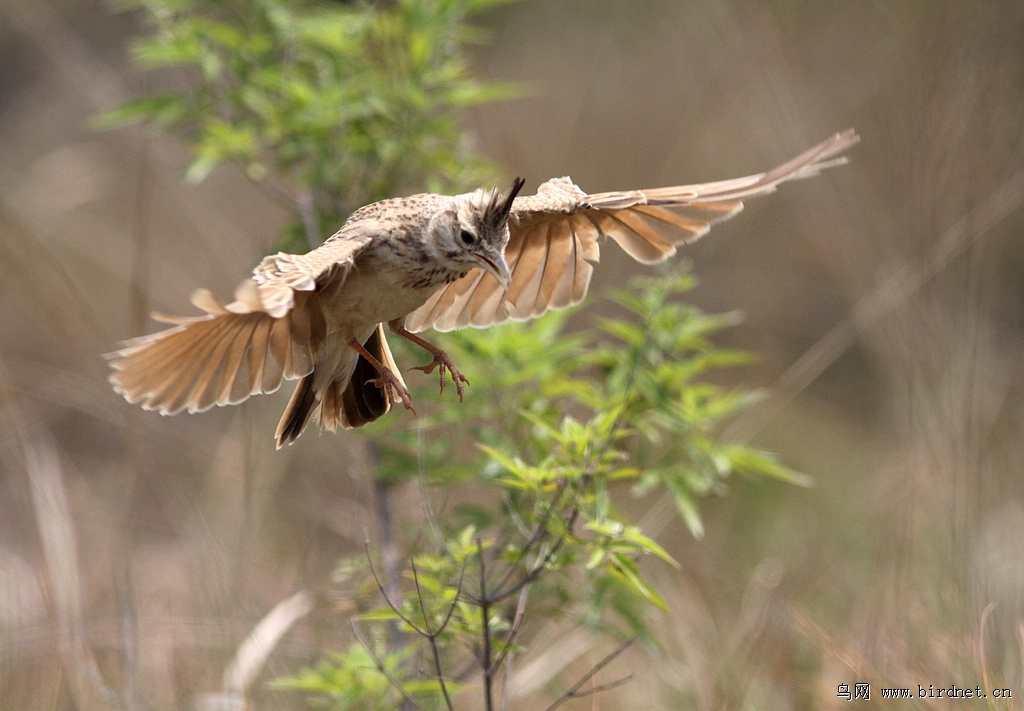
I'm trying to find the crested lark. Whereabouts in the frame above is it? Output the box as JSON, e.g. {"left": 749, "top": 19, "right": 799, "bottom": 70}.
{"left": 108, "top": 130, "right": 859, "bottom": 447}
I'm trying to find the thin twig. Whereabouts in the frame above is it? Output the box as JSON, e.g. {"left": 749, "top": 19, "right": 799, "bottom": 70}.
{"left": 371, "top": 459, "right": 403, "bottom": 617}
{"left": 490, "top": 479, "right": 570, "bottom": 600}
{"left": 350, "top": 620, "right": 423, "bottom": 711}
{"left": 500, "top": 646, "right": 515, "bottom": 711}
{"left": 559, "top": 673, "right": 635, "bottom": 700}
{"left": 411, "top": 562, "right": 456, "bottom": 711}
{"left": 0, "top": 362, "right": 114, "bottom": 709}
{"left": 491, "top": 584, "right": 530, "bottom": 674}
{"left": 541, "top": 638, "right": 636, "bottom": 711}
{"left": 295, "top": 187, "right": 322, "bottom": 248}
{"left": 979, "top": 602, "right": 996, "bottom": 706}
{"left": 115, "top": 565, "right": 141, "bottom": 711}
{"left": 478, "top": 538, "right": 494, "bottom": 711}
{"left": 251, "top": 173, "right": 297, "bottom": 212}
{"left": 502, "top": 492, "right": 531, "bottom": 538}
{"left": 222, "top": 591, "right": 314, "bottom": 695}
{"left": 365, "top": 538, "right": 427, "bottom": 637}
{"left": 434, "top": 558, "right": 468, "bottom": 635}
{"left": 128, "top": 123, "right": 151, "bottom": 339}
{"left": 416, "top": 422, "right": 446, "bottom": 550}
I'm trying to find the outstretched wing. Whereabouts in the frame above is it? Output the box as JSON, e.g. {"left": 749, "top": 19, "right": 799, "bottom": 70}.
{"left": 106, "top": 231, "right": 374, "bottom": 415}
{"left": 405, "top": 129, "right": 859, "bottom": 332}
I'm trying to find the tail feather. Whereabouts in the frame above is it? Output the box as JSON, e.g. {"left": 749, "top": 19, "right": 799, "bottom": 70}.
{"left": 276, "top": 324, "right": 405, "bottom": 445}
{"left": 276, "top": 373, "right": 318, "bottom": 448}
{"left": 341, "top": 332, "right": 388, "bottom": 428}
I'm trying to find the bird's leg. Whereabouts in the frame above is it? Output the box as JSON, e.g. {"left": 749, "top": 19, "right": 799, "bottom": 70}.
{"left": 391, "top": 325, "right": 469, "bottom": 402}
{"left": 348, "top": 338, "right": 415, "bottom": 413}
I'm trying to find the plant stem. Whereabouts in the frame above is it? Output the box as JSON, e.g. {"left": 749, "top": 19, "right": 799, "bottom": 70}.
{"left": 479, "top": 538, "right": 494, "bottom": 711}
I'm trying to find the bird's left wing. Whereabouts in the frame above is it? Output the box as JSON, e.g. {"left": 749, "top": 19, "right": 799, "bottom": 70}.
{"left": 405, "top": 129, "right": 859, "bottom": 332}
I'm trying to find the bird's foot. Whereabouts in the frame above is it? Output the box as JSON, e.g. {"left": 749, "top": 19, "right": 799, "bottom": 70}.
{"left": 411, "top": 350, "right": 468, "bottom": 402}
{"left": 369, "top": 369, "right": 416, "bottom": 414}
{"left": 348, "top": 337, "right": 416, "bottom": 414}
{"left": 392, "top": 325, "right": 470, "bottom": 402}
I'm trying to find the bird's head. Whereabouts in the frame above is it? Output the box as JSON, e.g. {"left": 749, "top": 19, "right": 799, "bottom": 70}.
{"left": 445, "top": 177, "right": 525, "bottom": 289}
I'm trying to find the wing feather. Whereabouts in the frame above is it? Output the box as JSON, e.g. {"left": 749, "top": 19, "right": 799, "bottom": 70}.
{"left": 542, "top": 219, "right": 581, "bottom": 312}
{"left": 244, "top": 315, "right": 274, "bottom": 394}
{"left": 506, "top": 219, "right": 552, "bottom": 320}
{"left": 265, "top": 312, "right": 292, "bottom": 390}
{"left": 252, "top": 233, "right": 373, "bottom": 317}
{"left": 114, "top": 317, "right": 233, "bottom": 398}
{"left": 109, "top": 221, "right": 357, "bottom": 417}
{"left": 563, "top": 219, "right": 596, "bottom": 306}
{"left": 108, "top": 311, "right": 265, "bottom": 414}
{"left": 155, "top": 320, "right": 242, "bottom": 415}
{"left": 431, "top": 271, "right": 482, "bottom": 332}
{"left": 588, "top": 210, "right": 676, "bottom": 264}
{"left": 190, "top": 313, "right": 264, "bottom": 411}
{"left": 407, "top": 129, "right": 858, "bottom": 332}
{"left": 464, "top": 272, "right": 510, "bottom": 327}
{"left": 191, "top": 320, "right": 248, "bottom": 412}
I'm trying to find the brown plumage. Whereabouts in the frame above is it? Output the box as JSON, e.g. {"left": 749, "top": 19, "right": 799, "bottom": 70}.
{"left": 107, "top": 130, "right": 859, "bottom": 447}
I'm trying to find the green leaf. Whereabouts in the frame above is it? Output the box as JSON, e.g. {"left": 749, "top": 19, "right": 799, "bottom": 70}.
{"left": 478, "top": 444, "right": 525, "bottom": 474}
{"left": 725, "top": 446, "right": 814, "bottom": 486}
{"left": 184, "top": 152, "right": 220, "bottom": 183}
{"left": 357, "top": 608, "right": 402, "bottom": 622}
{"left": 622, "top": 527, "right": 680, "bottom": 568}
{"left": 670, "top": 484, "right": 705, "bottom": 540}
{"left": 594, "top": 317, "right": 645, "bottom": 347}
{"left": 607, "top": 552, "right": 667, "bottom": 611}
{"left": 91, "top": 93, "right": 187, "bottom": 129}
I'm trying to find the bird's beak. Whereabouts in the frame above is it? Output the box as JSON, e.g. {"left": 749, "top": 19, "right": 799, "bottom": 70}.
{"left": 473, "top": 251, "right": 511, "bottom": 291}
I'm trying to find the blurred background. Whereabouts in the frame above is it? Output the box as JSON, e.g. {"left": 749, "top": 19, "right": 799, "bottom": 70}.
{"left": 3, "top": 0, "right": 1024, "bottom": 708}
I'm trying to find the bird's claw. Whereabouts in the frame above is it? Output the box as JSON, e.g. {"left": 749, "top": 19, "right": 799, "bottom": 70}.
{"left": 412, "top": 352, "right": 469, "bottom": 402}
{"left": 369, "top": 369, "right": 416, "bottom": 415}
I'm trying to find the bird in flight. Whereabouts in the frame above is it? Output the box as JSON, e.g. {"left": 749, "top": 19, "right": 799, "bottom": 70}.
{"left": 108, "top": 129, "right": 859, "bottom": 447}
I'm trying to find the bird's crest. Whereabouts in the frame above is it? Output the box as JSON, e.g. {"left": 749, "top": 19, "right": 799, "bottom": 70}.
{"left": 472, "top": 177, "right": 526, "bottom": 230}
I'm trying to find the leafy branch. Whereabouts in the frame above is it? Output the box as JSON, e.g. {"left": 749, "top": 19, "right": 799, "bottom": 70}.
{"left": 102, "top": 0, "right": 519, "bottom": 248}
{"left": 105, "top": 2, "right": 805, "bottom": 707}
{"left": 283, "top": 268, "right": 803, "bottom": 709}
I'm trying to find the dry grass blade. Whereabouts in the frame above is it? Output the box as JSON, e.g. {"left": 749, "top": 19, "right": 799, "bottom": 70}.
{"left": 0, "top": 359, "right": 112, "bottom": 708}
{"left": 222, "top": 590, "right": 314, "bottom": 694}
{"left": 723, "top": 167, "right": 1024, "bottom": 445}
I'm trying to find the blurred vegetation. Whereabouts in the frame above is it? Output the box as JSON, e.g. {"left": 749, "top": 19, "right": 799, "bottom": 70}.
{"left": 101, "top": 0, "right": 801, "bottom": 708}
{"left": 278, "top": 273, "right": 803, "bottom": 708}
{"left": 5, "top": 0, "right": 1024, "bottom": 709}
{"left": 102, "top": 0, "right": 519, "bottom": 250}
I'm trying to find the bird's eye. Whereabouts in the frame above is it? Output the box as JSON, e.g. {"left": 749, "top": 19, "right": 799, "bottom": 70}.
{"left": 459, "top": 229, "right": 476, "bottom": 246}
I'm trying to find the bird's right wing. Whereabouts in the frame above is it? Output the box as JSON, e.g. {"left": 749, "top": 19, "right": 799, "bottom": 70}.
{"left": 405, "top": 129, "right": 859, "bottom": 332}
{"left": 251, "top": 231, "right": 376, "bottom": 317}
{"left": 107, "top": 231, "right": 375, "bottom": 415}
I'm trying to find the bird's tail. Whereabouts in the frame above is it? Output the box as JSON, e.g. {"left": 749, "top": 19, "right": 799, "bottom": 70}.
{"left": 274, "top": 324, "right": 407, "bottom": 447}
{"left": 275, "top": 371, "right": 317, "bottom": 448}
{"left": 107, "top": 283, "right": 322, "bottom": 417}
